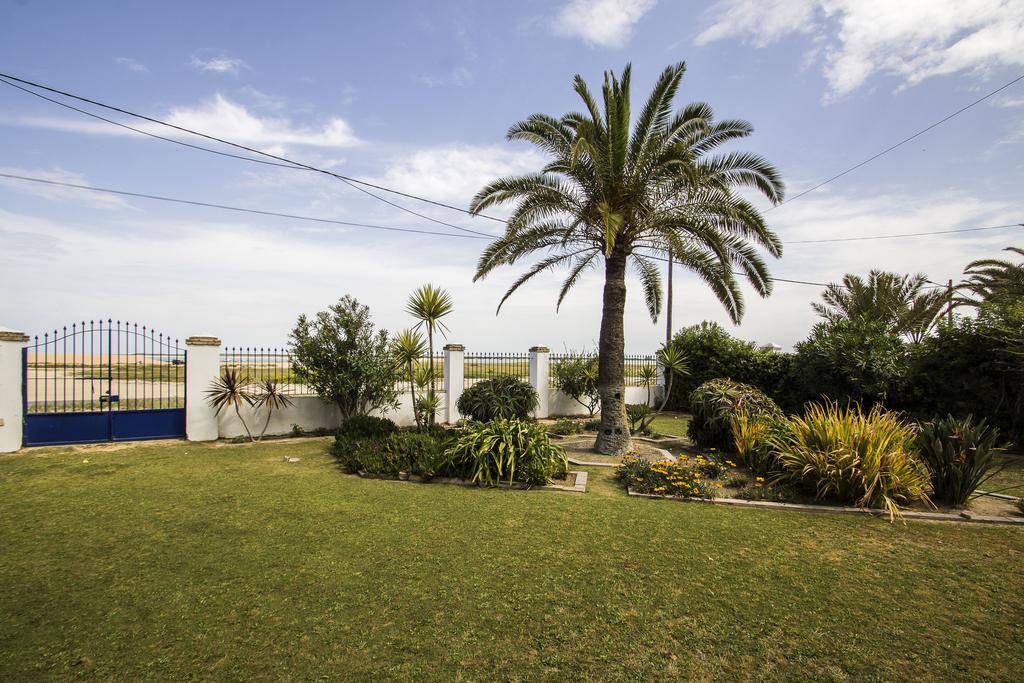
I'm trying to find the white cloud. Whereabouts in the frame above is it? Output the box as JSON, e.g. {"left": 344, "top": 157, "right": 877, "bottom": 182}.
{"left": 114, "top": 57, "right": 149, "bottom": 74}
{"left": 991, "top": 93, "right": 1024, "bottom": 107}
{"left": 416, "top": 66, "right": 473, "bottom": 88}
{"left": 552, "top": 0, "right": 657, "bottom": 48}
{"left": 4, "top": 94, "right": 360, "bottom": 149}
{"left": 696, "top": 0, "right": 1024, "bottom": 100}
{"left": 190, "top": 52, "right": 249, "bottom": 75}
{"left": 0, "top": 167, "right": 131, "bottom": 209}
{"left": 365, "top": 144, "right": 547, "bottom": 206}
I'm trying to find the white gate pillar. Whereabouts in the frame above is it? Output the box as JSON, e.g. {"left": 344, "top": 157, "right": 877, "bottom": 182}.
{"left": 529, "top": 345, "right": 550, "bottom": 419}
{"left": 185, "top": 335, "right": 221, "bottom": 441}
{"left": 442, "top": 343, "right": 464, "bottom": 423}
{"left": 0, "top": 328, "right": 29, "bottom": 453}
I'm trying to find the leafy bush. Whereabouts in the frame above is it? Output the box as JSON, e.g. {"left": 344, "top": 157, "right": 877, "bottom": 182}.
{"left": 688, "top": 379, "right": 783, "bottom": 451}
{"left": 457, "top": 376, "right": 539, "bottom": 422}
{"left": 551, "top": 354, "right": 600, "bottom": 416}
{"left": 290, "top": 296, "right": 401, "bottom": 419}
{"left": 444, "top": 419, "right": 567, "bottom": 485}
{"left": 330, "top": 428, "right": 458, "bottom": 478}
{"left": 546, "top": 418, "right": 585, "bottom": 436}
{"left": 730, "top": 412, "right": 792, "bottom": 475}
{"left": 615, "top": 456, "right": 718, "bottom": 499}
{"left": 583, "top": 418, "right": 602, "bottom": 431}
{"left": 665, "top": 322, "right": 794, "bottom": 411}
{"left": 338, "top": 415, "right": 398, "bottom": 440}
{"left": 771, "top": 403, "right": 929, "bottom": 519}
{"left": 791, "top": 318, "right": 908, "bottom": 408}
{"left": 917, "top": 415, "right": 1001, "bottom": 507}
{"left": 626, "top": 404, "right": 651, "bottom": 432}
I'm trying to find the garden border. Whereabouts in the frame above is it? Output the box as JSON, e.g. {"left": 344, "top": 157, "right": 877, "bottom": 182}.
{"left": 626, "top": 489, "right": 1024, "bottom": 526}
{"left": 357, "top": 469, "right": 588, "bottom": 493}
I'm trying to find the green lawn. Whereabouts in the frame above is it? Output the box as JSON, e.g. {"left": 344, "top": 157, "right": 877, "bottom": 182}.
{"left": 1, "top": 439, "right": 1021, "bottom": 680}
{"left": 644, "top": 411, "right": 691, "bottom": 439}
{"left": 987, "top": 454, "right": 1024, "bottom": 496}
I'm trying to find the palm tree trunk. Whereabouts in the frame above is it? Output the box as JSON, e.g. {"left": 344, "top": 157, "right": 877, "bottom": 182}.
{"left": 234, "top": 403, "right": 253, "bottom": 442}
{"left": 594, "top": 248, "right": 632, "bottom": 455}
{"left": 427, "top": 326, "right": 435, "bottom": 426}
{"left": 408, "top": 359, "right": 420, "bottom": 429}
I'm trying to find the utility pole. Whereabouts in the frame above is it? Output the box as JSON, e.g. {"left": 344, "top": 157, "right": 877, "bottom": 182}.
{"left": 665, "top": 251, "right": 673, "bottom": 347}
{"left": 946, "top": 279, "right": 954, "bottom": 325}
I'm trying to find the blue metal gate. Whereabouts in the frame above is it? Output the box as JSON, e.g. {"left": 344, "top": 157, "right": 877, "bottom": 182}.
{"left": 23, "top": 320, "right": 186, "bottom": 446}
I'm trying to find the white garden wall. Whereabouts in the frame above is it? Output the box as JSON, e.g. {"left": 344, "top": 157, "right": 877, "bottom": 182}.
{"left": 217, "top": 390, "right": 440, "bottom": 439}
{"left": 548, "top": 385, "right": 661, "bottom": 418}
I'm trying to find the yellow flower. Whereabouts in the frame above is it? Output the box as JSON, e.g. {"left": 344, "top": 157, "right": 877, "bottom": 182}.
{"left": 755, "top": 476, "right": 765, "bottom": 482}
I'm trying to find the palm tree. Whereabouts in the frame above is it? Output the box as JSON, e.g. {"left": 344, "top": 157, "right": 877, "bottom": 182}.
{"left": 469, "top": 62, "right": 784, "bottom": 454}
{"left": 406, "top": 284, "right": 453, "bottom": 425}
{"left": 957, "top": 246, "right": 1024, "bottom": 306}
{"left": 812, "top": 270, "right": 948, "bottom": 343}
{"left": 638, "top": 344, "right": 689, "bottom": 432}
{"left": 393, "top": 328, "right": 427, "bottom": 429}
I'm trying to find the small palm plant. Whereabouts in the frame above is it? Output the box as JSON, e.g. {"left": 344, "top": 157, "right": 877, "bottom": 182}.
{"left": 250, "top": 380, "right": 294, "bottom": 442}
{"left": 205, "top": 368, "right": 255, "bottom": 441}
{"left": 407, "top": 284, "right": 454, "bottom": 425}
{"left": 393, "top": 328, "right": 428, "bottom": 429}
{"left": 638, "top": 345, "right": 689, "bottom": 432}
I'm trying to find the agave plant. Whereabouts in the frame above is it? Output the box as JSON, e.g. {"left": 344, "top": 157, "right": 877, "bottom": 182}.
{"left": 917, "top": 415, "right": 1002, "bottom": 507}
{"left": 250, "top": 380, "right": 294, "bottom": 442}
{"left": 205, "top": 368, "right": 255, "bottom": 441}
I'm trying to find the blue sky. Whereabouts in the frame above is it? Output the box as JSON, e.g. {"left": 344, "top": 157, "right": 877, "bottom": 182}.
{"left": 1, "top": 0, "right": 1022, "bottom": 351}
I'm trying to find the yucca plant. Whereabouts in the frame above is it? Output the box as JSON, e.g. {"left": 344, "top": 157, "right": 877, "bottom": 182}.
{"left": 393, "top": 328, "right": 427, "bottom": 429}
{"left": 637, "top": 344, "right": 689, "bottom": 432}
{"left": 917, "top": 415, "right": 1002, "bottom": 507}
{"left": 407, "top": 284, "right": 453, "bottom": 425}
{"left": 205, "top": 369, "right": 255, "bottom": 441}
{"left": 444, "top": 418, "right": 568, "bottom": 486}
{"left": 415, "top": 391, "right": 442, "bottom": 427}
{"left": 249, "top": 379, "right": 294, "bottom": 442}
{"left": 771, "top": 402, "right": 930, "bottom": 520}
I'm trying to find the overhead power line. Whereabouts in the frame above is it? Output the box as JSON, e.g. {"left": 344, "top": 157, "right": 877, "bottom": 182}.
{"left": 785, "top": 222, "right": 1024, "bottom": 244}
{"left": 767, "top": 72, "right": 1024, "bottom": 212}
{"left": 0, "top": 72, "right": 500, "bottom": 237}
{"left": 0, "top": 172, "right": 489, "bottom": 240}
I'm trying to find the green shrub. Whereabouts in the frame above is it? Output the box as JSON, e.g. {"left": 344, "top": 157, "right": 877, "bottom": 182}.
{"left": 330, "top": 428, "right": 458, "bottom": 478}
{"left": 614, "top": 456, "right": 718, "bottom": 499}
{"left": 917, "top": 415, "right": 1001, "bottom": 507}
{"left": 546, "top": 418, "right": 584, "bottom": 436}
{"left": 338, "top": 414, "right": 398, "bottom": 440}
{"left": 626, "top": 403, "right": 651, "bottom": 432}
{"left": 688, "top": 379, "right": 783, "bottom": 451}
{"left": 551, "top": 354, "right": 600, "bottom": 416}
{"left": 665, "top": 322, "right": 795, "bottom": 411}
{"left": 771, "top": 403, "right": 929, "bottom": 519}
{"left": 583, "top": 418, "right": 602, "bottom": 431}
{"left": 444, "top": 419, "right": 567, "bottom": 486}
{"left": 457, "top": 376, "right": 539, "bottom": 422}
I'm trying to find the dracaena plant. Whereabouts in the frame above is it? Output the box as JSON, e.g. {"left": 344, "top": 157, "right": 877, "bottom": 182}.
{"left": 205, "top": 368, "right": 255, "bottom": 441}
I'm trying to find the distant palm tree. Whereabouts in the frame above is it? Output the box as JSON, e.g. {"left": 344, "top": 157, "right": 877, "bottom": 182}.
{"left": 469, "top": 63, "right": 784, "bottom": 454}
{"left": 957, "top": 246, "right": 1024, "bottom": 306}
{"left": 812, "top": 270, "right": 948, "bottom": 343}
{"left": 406, "top": 284, "right": 453, "bottom": 424}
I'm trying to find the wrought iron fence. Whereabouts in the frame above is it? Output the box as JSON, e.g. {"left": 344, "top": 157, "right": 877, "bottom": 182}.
{"left": 624, "top": 354, "right": 658, "bottom": 387}
{"left": 463, "top": 352, "right": 529, "bottom": 389}
{"left": 25, "top": 320, "right": 185, "bottom": 413}
{"left": 220, "top": 347, "right": 313, "bottom": 396}
{"left": 548, "top": 352, "right": 597, "bottom": 388}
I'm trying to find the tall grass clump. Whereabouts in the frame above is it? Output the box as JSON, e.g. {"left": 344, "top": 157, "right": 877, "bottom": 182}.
{"left": 731, "top": 412, "right": 791, "bottom": 475}
{"left": 444, "top": 419, "right": 567, "bottom": 486}
{"left": 917, "top": 415, "right": 1001, "bottom": 508}
{"left": 771, "top": 402, "right": 929, "bottom": 519}
{"left": 688, "top": 378, "right": 783, "bottom": 451}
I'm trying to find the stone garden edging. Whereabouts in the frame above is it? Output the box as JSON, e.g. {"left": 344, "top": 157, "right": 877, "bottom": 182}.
{"left": 356, "top": 470, "right": 588, "bottom": 493}
{"left": 627, "top": 489, "right": 1024, "bottom": 526}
